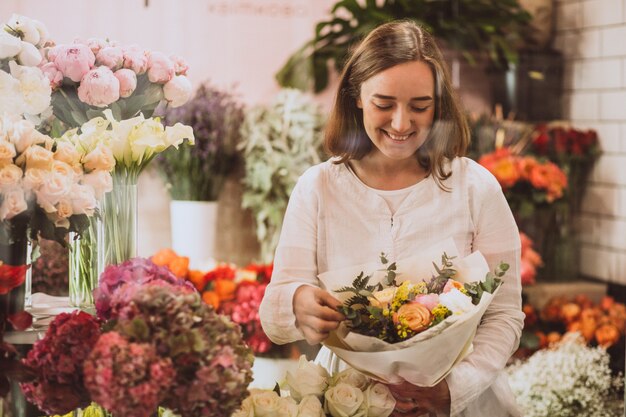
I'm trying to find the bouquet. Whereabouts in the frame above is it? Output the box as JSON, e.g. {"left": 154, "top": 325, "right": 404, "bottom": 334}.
{"left": 319, "top": 240, "right": 505, "bottom": 386}
{"left": 234, "top": 357, "right": 396, "bottom": 417}
{"left": 157, "top": 82, "right": 244, "bottom": 201}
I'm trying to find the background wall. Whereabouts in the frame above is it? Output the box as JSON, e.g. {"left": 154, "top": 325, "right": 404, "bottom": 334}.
{"left": 554, "top": 0, "right": 626, "bottom": 284}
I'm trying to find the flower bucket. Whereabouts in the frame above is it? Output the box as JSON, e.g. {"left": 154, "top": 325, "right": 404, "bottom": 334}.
{"left": 170, "top": 200, "right": 218, "bottom": 269}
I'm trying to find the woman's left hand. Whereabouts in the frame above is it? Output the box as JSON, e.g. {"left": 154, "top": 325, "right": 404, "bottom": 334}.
{"left": 386, "top": 379, "right": 451, "bottom": 416}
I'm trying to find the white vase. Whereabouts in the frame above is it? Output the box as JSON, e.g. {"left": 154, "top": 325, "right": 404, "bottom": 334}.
{"left": 249, "top": 357, "right": 299, "bottom": 389}
{"left": 170, "top": 200, "right": 218, "bottom": 269}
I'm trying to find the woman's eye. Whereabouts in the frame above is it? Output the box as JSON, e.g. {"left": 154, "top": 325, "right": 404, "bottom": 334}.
{"left": 374, "top": 103, "right": 392, "bottom": 110}
{"left": 411, "top": 106, "right": 429, "bottom": 113}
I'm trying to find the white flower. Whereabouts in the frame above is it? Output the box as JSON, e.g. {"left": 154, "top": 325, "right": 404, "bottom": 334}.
{"left": 439, "top": 288, "right": 475, "bottom": 314}
{"left": 324, "top": 382, "right": 366, "bottom": 417}
{"left": 0, "top": 139, "right": 17, "bottom": 164}
{"left": 163, "top": 74, "right": 192, "bottom": 107}
{"left": 276, "top": 396, "right": 299, "bottom": 417}
{"left": 0, "top": 164, "right": 23, "bottom": 189}
{"left": 7, "top": 118, "right": 46, "bottom": 154}
{"left": 330, "top": 368, "right": 369, "bottom": 391}
{"left": 53, "top": 141, "right": 82, "bottom": 168}
{"left": 20, "top": 144, "right": 54, "bottom": 170}
{"left": 83, "top": 142, "right": 115, "bottom": 172}
{"left": 232, "top": 396, "right": 254, "bottom": 417}
{"left": 297, "top": 395, "right": 325, "bottom": 417}
{"left": 35, "top": 171, "right": 73, "bottom": 212}
{"left": 6, "top": 14, "right": 40, "bottom": 45}
{"left": 249, "top": 390, "right": 281, "bottom": 417}
{"left": 81, "top": 170, "right": 112, "bottom": 200}
{"left": 51, "top": 160, "right": 77, "bottom": 182}
{"left": 56, "top": 197, "right": 73, "bottom": 218}
{"left": 363, "top": 383, "right": 396, "bottom": 417}
{"left": 17, "top": 41, "right": 41, "bottom": 66}
{"left": 368, "top": 287, "right": 396, "bottom": 309}
{"left": 165, "top": 123, "right": 195, "bottom": 147}
{"left": 0, "top": 30, "right": 22, "bottom": 59}
{"left": 284, "top": 355, "right": 329, "bottom": 402}
{"left": 9, "top": 61, "right": 51, "bottom": 116}
{"left": 0, "top": 69, "right": 25, "bottom": 116}
{"left": 22, "top": 167, "right": 46, "bottom": 190}
{"left": 70, "top": 183, "right": 96, "bottom": 216}
{"left": 0, "top": 186, "right": 27, "bottom": 220}
{"left": 30, "top": 18, "right": 49, "bottom": 47}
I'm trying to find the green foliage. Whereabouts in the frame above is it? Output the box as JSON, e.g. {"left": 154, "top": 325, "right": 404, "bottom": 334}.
{"left": 426, "top": 253, "right": 457, "bottom": 293}
{"left": 464, "top": 261, "right": 507, "bottom": 305}
{"left": 277, "top": 0, "right": 532, "bottom": 92}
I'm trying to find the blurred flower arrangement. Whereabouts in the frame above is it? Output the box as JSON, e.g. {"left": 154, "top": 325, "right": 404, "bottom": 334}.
{"left": 151, "top": 248, "right": 287, "bottom": 358}
{"left": 31, "top": 239, "right": 69, "bottom": 296}
{"left": 19, "top": 257, "right": 253, "bottom": 417}
{"left": 239, "top": 88, "right": 326, "bottom": 262}
{"left": 233, "top": 357, "right": 396, "bottom": 417}
{"left": 507, "top": 333, "right": 623, "bottom": 417}
{"left": 520, "top": 232, "right": 543, "bottom": 286}
{"left": 157, "top": 82, "right": 244, "bottom": 201}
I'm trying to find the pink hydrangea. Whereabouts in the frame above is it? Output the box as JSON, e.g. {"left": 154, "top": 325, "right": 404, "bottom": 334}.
{"left": 147, "top": 51, "right": 174, "bottom": 84}
{"left": 96, "top": 46, "right": 124, "bottom": 70}
{"left": 77, "top": 66, "right": 120, "bottom": 107}
{"left": 50, "top": 44, "right": 95, "bottom": 82}
{"left": 114, "top": 68, "right": 137, "bottom": 98}
{"left": 122, "top": 45, "right": 148, "bottom": 74}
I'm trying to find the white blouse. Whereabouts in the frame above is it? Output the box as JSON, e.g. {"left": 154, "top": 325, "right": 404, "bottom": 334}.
{"left": 259, "top": 157, "right": 525, "bottom": 417}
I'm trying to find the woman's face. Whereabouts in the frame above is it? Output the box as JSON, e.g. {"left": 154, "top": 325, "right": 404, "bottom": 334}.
{"left": 357, "top": 60, "right": 435, "bottom": 163}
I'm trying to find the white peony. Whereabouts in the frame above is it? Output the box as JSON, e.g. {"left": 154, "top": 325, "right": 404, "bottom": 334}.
{"left": 0, "top": 186, "right": 27, "bottom": 220}
{"left": 324, "top": 382, "right": 366, "bottom": 417}
{"left": 17, "top": 41, "right": 41, "bottom": 66}
{"left": 0, "top": 69, "right": 25, "bottom": 116}
{"left": 439, "top": 288, "right": 475, "bottom": 315}
{"left": 9, "top": 61, "right": 51, "bottom": 116}
{"left": 163, "top": 74, "right": 192, "bottom": 107}
{"left": 284, "top": 355, "right": 330, "bottom": 402}
{"left": 363, "top": 383, "right": 396, "bottom": 417}
{"left": 0, "top": 30, "right": 22, "bottom": 59}
{"left": 297, "top": 395, "right": 325, "bottom": 417}
{"left": 6, "top": 14, "right": 40, "bottom": 45}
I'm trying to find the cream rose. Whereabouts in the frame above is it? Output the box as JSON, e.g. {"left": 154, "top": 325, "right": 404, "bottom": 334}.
{"left": 324, "top": 382, "right": 365, "bottom": 417}
{"left": 23, "top": 167, "right": 47, "bottom": 190}
{"left": 231, "top": 397, "right": 254, "bottom": 417}
{"left": 297, "top": 395, "right": 325, "bottom": 417}
{"left": 83, "top": 143, "right": 115, "bottom": 172}
{"left": 249, "top": 390, "right": 281, "bottom": 417}
{"left": 284, "top": 355, "right": 329, "bottom": 402}
{"left": 0, "top": 140, "right": 17, "bottom": 163}
{"left": 0, "top": 187, "right": 27, "bottom": 220}
{"left": 0, "top": 164, "right": 23, "bottom": 189}
{"left": 54, "top": 141, "right": 82, "bottom": 167}
{"left": 22, "top": 144, "right": 54, "bottom": 170}
{"left": 330, "top": 368, "right": 369, "bottom": 391}
{"left": 35, "top": 171, "right": 72, "bottom": 212}
{"left": 70, "top": 183, "right": 97, "bottom": 216}
{"left": 276, "top": 397, "right": 299, "bottom": 417}
{"left": 81, "top": 170, "right": 112, "bottom": 200}
{"left": 363, "top": 383, "right": 396, "bottom": 417}
{"left": 8, "top": 119, "right": 46, "bottom": 154}
{"left": 368, "top": 287, "right": 396, "bottom": 309}
{"left": 439, "top": 288, "right": 475, "bottom": 315}
{"left": 56, "top": 198, "right": 73, "bottom": 219}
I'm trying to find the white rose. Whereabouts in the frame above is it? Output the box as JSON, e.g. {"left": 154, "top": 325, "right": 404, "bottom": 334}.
{"left": 249, "top": 390, "right": 281, "bottom": 417}
{"left": 70, "top": 183, "right": 96, "bottom": 216}
{"left": 22, "top": 167, "right": 46, "bottom": 190}
{"left": 0, "top": 164, "right": 23, "bottom": 189}
{"left": 164, "top": 123, "right": 194, "bottom": 148}
{"left": 6, "top": 14, "right": 40, "bottom": 45}
{"left": 35, "top": 171, "right": 72, "bottom": 212}
{"left": 81, "top": 170, "right": 112, "bottom": 200}
{"left": 0, "top": 30, "right": 22, "bottom": 59}
{"left": 232, "top": 396, "right": 254, "bottom": 417}
{"left": 17, "top": 41, "right": 41, "bottom": 66}
{"left": 284, "top": 356, "right": 329, "bottom": 402}
{"left": 363, "top": 383, "right": 395, "bottom": 417}
{"left": 51, "top": 160, "right": 77, "bottom": 182}
{"left": 21, "top": 144, "right": 54, "bottom": 170}
{"left": 56, "top": 198, "right": 73, "bottom": 219}
{"left": 83, "top": 142, "right": 115, "bottom": 172}
{"left": 439, "top": 288, "right": 475, "bottom": 315}
{"left": 53, "top": 141, "right": 82, "bottom": 167}
{"left": 0, "top": 187, "right": 27, "bottom": 220}
{"left": 330, "top": 368, "right": 369, "bottom": 391}
{"left": 0, "top": 70, "right": 25, "bottom": 117}
{"left": 0, "top": 140, "right": 17, "bottom": 163}
{"left": 324, "top": 383, "right": 366, "bottom": 417}
{"left": 163, "top": 74, "right": 192, "bottom": 107}
{"left": 276, "top": 396, "right": 299, "bottom": 417}
{"left": 297, "top": 395, "right": 325, "bottom": 417}
{"left": 368, "top": 287, "right": 396, "bottom": 309}
{"left": 9, "top": 61, "right": 51, "bottom": 116}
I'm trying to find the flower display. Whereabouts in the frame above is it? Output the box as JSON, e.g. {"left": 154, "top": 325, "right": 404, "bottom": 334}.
{"left": 233, "top": 358, "right": 396, "bottom": 417}
{"left": 507, "top": 333, "right": 623, "bottom": 417}
{"left": 20, "top": 311, "right": 101, "bottom": 415}
{"left": 157, "top": 82, "right": 244, "bottom": 201}
{"left": 520, "top": 232, "right": 543, "bottom": 286}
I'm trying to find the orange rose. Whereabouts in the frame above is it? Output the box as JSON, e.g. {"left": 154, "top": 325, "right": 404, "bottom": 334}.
{"left": 560, "top": 302, "right": 581, "bottom": 323}
{"left": 188, "top": 269, "right": 206, "bottom": 291}
{"left": 202, "top": 291, "right": 220, "bottom": 310}
{"left": 168, "top": 256, "right": 189, "bottom": 278}
{"left": 595, "top": 324, "right": 620, "bottom": 348}
{"left": 214, "top": 279, "right": 236, "bottom": 301}
{"left": 393, "top": 302, "right": 432, "bottom": 333}
{"left": 151, "top": 248, "right": 177, "bottom": 266}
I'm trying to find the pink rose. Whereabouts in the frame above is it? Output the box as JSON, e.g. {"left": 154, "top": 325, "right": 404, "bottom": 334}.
{"left": 40, "top": 62, "right": 63, "bottom": 89}
{"left": 77, "top": 66, "right": 120, "bottom": 107}
{"left": 114, "top": 69, "right": 137, "bottom": 98}
{"left": 147, "top": 51, "right": 174, "bottom": 84}
{"left": 413, "top": 293, "right": 440, "bottom": 311}
{"left": 122, "top": 45, "right": 148, "bottom": 74}
{"left": 96, "top": 46, "right": 124, "bottom": 71}
{"left": 52, "top": 44, "right": 95, "bottom": 82}
{"left": 170, "top": 55, "right": 188, "bottom": 76}
{"left": 442, "top": 279, "right": 464, "bottom": 293}
{"left": 163, "top": 75, "right": 192, "bottom": 107}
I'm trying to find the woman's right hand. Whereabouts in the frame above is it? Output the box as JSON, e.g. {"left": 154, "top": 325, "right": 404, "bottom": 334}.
{"left": 293, "top": 285, "right": 345, "bottom": 345}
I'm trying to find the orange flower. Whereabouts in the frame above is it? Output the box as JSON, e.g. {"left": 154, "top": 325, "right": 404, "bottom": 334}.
{"left": 151, "top": 248, "right": 177, "bottom": 267}
{"left": 595, "top": 324, "right": 620, "bottom": 348}
{"left": 188, "top": 269, "right": 206, "bottom": 291}
{"left": 202, "top": 291, "right": 220, "bottom": 310}
{"left": 214, "top": 279, "right": 236, "bottom": 301}
{"left": 393, "top": 302, "right": 432, "bottom": 333}
{"left": 168, "top": 256, "right": 189, "bottom": 278}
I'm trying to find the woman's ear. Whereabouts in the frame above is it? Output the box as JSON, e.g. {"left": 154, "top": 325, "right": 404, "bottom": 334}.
{"left": 356, "top": 97, "right": 363, "bottom": 109}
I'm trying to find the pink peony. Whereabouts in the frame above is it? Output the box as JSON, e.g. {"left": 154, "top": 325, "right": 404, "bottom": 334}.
{"left": 77, "top": 66, "right": 120, "bottom": 107}
{"left": 163, "top": 75, "right": 192, "bottom": 107}
{"left": 39, "top": 62, "right": 63, "bottom": 89}
{"left": 84, "top": 37, "right": 108, "bottom": 55}
{"left": 147, "top": 51, "right": 174, "bottom": 84}
{"left": 122, "top": 45, "right": 148, "bottom": 74}
{"left": 170, "top": 55, "right": 189, "bottom": 76}
{"left": 51, "top": 44, "right": 95, "bottom": 82}
{"left": 413, "top": 293, "right": 440, "bottom": 311}
{"left": 96, "top": 46, "right": 124, "bottom": 71}
{"left": 114, "top": 68, "right": 137, "bottom": 98}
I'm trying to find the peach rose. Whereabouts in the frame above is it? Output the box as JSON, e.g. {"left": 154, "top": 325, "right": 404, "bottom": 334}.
{"left": 393, "top": 302, "right": 432, "bottom": 333}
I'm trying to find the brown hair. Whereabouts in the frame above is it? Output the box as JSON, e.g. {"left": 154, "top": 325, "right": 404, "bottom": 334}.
{"left": 324, "top": 20, "right": 469, "bottom": 187}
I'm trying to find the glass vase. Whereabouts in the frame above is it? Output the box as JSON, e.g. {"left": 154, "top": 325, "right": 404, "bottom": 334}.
{"left": 99, "top": 182, "right": 138, "bottom": 273}
{"left": 0, "top": 226, "right": 30, "bottom": 317}
{"left": 69, "top": 215, "right": 101, "bottom": 309}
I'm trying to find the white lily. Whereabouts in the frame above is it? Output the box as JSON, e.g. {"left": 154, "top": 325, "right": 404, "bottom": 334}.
{"left": 6, "top": 14, "right": 40, "bottom": 45}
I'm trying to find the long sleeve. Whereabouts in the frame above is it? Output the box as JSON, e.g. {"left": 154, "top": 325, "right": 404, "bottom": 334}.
{"left": 259, "top": 167, "right": 321, "bottom": 344}
{"left": 445, "top": 182, "right": 525, "bottom": 416}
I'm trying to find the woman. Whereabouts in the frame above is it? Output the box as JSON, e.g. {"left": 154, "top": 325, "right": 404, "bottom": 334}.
{"left": 259, "top": 20, "right": 524, "bottom": 417}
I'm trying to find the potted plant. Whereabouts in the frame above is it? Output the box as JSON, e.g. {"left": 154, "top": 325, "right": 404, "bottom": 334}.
{"left": 239, "top": 89, "right": 326, "bottom": 262}
{"left": 158, "top": 82, "right": 244, "bottom": 267}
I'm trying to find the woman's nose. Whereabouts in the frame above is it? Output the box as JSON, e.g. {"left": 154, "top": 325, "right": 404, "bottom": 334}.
{"left": 390, "top": 108, "right": 412, "bottom": 133}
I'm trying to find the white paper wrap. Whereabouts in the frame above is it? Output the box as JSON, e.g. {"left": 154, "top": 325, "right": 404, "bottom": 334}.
{"left": 318, "top": 239, "right": 499, "bottom": 387}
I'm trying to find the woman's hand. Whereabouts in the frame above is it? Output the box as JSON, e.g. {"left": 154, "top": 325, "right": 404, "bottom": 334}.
{"left": 387, "top": 379, "right": 451, "bottom": 416}
{"left": 293, "top": 285, "right": 345, "bottom": 345}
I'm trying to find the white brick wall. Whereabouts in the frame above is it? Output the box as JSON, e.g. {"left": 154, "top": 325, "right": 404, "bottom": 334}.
{"left": 556, "top": 0, "right": 626, "bottom": 283}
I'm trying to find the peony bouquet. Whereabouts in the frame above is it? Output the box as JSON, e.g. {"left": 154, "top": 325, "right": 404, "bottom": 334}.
{"left": 319, "top": 239, "right": 505, "bottom": 386}
{"left": 234, "top": 356, "right": 396, "bottom": 417}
